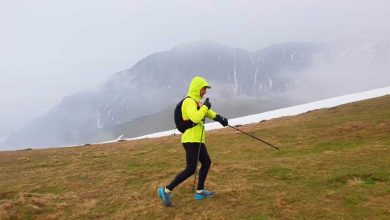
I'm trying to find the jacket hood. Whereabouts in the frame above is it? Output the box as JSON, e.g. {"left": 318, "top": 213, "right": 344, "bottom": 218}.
{"left": 186, "top": 76, "right": 211, "bottom": 102}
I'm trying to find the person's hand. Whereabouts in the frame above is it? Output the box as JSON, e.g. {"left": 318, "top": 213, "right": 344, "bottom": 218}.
{"left": 215, "top": 115, "right": 228, "bottom": 127}
{"left": 203, "top": 98, "right": 211, "bottom": 109}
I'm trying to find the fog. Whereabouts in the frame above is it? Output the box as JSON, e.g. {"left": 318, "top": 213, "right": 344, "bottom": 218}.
{"left": 1, "top": 0, "right": 390, "bottom": 145}
{"left": 285, "top": 39, "right": 390, "bottom": 102}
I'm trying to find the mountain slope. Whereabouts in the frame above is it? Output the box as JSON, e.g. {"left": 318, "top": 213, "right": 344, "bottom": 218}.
{"left": 6, "top": 38, "right": 390, "bottom": 149}
{"left": 1, "top": 95, "right": 389, "bottom": 219}
{"left": 5, "top": 40, "right": 322, "bottom": 148}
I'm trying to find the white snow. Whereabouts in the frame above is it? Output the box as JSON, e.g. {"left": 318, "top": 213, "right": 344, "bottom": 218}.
{"left": 96, "top": 109, "right": 102, "bottom": 129}
{"left": 233, "top": 52, "right": 238, "bottom": 94}
{"left": 253, "top": 69, "right": 258, "bottom": 96}
{"left": 258, "top": 83, "right": 263, "bottom": 96}
{"left": 128, "top": 86, "right": 390, "bottom": 141}
{"left": 266, "top": 75, "right": 273, "bottom": 89}
{"left": 12, "top": 86, "right": 387, "bottom": 150}
{"left": 116, "top": 134, "right": 124, "bottom": 141}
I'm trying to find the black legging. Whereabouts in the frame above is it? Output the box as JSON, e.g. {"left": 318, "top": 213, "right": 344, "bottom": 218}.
{"left": 166, "top": 143, "right": 211, "bottom": 191}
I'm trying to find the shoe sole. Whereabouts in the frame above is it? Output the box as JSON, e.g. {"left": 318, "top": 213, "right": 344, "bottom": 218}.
{"left": 157, "top": 188, "right": 163, "bottom": 199}
{"left": 194, "top": 193, "right": 216, "bottom": 200}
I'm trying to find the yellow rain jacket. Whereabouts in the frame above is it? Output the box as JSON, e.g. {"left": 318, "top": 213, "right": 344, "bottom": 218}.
{"left": 181, "top": 76, "right": 218, "bottom": 143}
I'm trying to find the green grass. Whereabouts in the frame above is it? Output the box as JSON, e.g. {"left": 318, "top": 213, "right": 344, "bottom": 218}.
{"left": 0, "top": 95, "right": 389, "bottom": 219}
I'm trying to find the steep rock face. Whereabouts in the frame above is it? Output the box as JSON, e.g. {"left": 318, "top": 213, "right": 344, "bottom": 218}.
{"left": 96, "top": 41, "right": 321, "bottom": 128}
{"left": 9, "top": 37, "right": 389, "bottom": 148}
{"left": 4, "top": 41, "right": 324, "bottom": 147}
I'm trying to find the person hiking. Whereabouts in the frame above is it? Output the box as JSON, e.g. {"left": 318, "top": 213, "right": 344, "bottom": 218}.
{"left": 157, "top": 76, "right": 229, "bottom": 207}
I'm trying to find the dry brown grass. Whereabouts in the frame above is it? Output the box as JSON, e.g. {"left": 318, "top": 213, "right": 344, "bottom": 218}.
{"left": 1, "top": 96, "right": 389, "bottom": 219}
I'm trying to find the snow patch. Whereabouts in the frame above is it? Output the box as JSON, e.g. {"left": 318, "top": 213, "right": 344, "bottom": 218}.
{"left": 31, "top": 86, "right": 390, "bottom": 148}
{"left": 253, "top": 68, "right": 259, "bottom": 96}
{"left": 128, "top": 86, "right": 390, "bottom": 141}
{"left": 116, "top": 134, "right": 124, "bottom": 141}
{"left": 266, "top": 75, "right": 273, "bottom": 89}
{"left": 233, "top": 52, "right": 238, "bottom": 94}
{"left": 96, "top": 109, "right": 102, "bottom": 129}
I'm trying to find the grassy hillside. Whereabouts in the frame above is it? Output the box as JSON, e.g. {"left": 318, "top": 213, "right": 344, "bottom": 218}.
{"left": 86, "top": 96, "right": 292, "bottom": 143}
{"left": 0, "top": 96, "right": 389, "bottom": 219}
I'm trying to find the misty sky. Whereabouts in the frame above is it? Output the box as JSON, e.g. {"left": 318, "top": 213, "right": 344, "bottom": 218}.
{"left": 1, "top": 0, "right": 389, "bottom": 140}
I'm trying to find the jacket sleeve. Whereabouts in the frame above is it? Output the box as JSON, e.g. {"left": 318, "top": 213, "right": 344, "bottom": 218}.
{"left": 182, "top": 98, "right": 208, "bottom": 123}
{"left": 207, "top": 109, "right": 218, "bottom": 120}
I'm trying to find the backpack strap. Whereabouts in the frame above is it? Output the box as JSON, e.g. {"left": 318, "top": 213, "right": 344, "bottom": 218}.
{"left": 183, "top": 96, "right": 200, "bottom": 110}
{"left": 175, "top": 96, "right": 198, "bottom": 133}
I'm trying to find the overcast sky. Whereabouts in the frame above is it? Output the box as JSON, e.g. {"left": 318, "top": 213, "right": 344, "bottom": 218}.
{"left": 0, "top": 0, "right": 389, "bottom": 139}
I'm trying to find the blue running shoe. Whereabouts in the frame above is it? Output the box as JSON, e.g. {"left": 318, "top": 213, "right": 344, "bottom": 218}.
{"left": 157, "top": 187, "right": 172, "bottom": 207}
{"left": 194, "top": 189, "right": 215, "bottom": 200}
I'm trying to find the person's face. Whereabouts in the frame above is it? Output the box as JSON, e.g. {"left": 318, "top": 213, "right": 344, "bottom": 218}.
{"left": 200, "top": 87, "right": 208, "bottom": 98}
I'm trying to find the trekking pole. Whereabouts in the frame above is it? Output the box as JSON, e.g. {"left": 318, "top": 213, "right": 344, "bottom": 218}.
{"left": 192, "top": 98, "right": 208, "bottom": 194}
{"left": 227, "top": 125, "right": 279, "bottom": 150}
{"left": 192, "top": 122, "right": 205, "bottom": 194}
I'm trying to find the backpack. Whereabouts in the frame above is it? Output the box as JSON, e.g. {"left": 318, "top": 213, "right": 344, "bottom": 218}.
{"left": 174, "top": 97, "right": 198, "bottom": 133}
